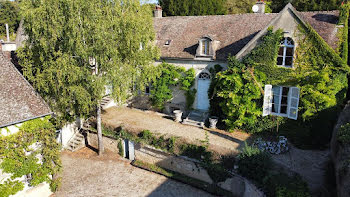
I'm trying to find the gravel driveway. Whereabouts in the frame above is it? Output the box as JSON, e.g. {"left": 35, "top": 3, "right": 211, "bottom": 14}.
{"left": 54, "top": 148, "right": 214, "bottom": 197}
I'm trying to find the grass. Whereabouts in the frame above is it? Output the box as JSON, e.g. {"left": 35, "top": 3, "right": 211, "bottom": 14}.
{"left": 132, "top": 160, "right": 234, "bottom": 197}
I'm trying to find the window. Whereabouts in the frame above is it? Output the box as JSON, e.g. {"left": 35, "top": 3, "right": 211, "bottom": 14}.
{"left": 198, "top": 72, "right": 211, "bottom": 80}
{"left": 201, "top": 39, "right": 210, "bottom": 56}
{"left": 145, "top": 85, "right": 150, "bottom": 95}
{"left": 277, "top": 37, "right": 294, "bottom": 67}
{"left": 165, "top": 40, "right": 172, "bottom": 46}
{"left": 263, "top": 85, "right": 300, "bottom": 120}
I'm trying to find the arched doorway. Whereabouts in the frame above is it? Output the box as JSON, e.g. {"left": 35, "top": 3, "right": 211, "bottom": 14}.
{"left": 196, "top": 72, "right": 211, "bottom": 111}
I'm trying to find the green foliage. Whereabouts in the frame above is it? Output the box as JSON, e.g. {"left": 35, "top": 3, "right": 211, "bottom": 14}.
{"left": 0, "top": 180, "right": 24, "bottom": 197}
{"left": 0, "top": 1, "right": 20, "bottom": 38}
{"left": 212, "top": 23, "right": 348, "bottom": 148}
{"left": 337, "top": 123, "right": 350, "bottom": 145}
{"left": 337, "top": 3, "right": 350, "bottom": 62}
{"left": 159, "top": 0, "right": 227, "bottom": 16}
{"left": 0, "top": 118, "right": 61, "bottom": 196}
{"left": 225, "top": 0, "right": 256, "bottom": 14}
{"left": 181, "top": 68, "right": 197, "bottom": 109}
{"left": 237, "top": 143, "right": 272, "bottom": 182}
{"left": 138, "top": 130, "right": 177, "bottom": 153}
{"left": 208, "top": 64, "right": 224, "bottom": 119}
{"left": 18, "top": 0, "right": 159, "bottom": 127}
{"left": 150, "top": 63, "right": 196, "bottom": 110}
{"left": 117, "top": 140, "right": 124, "bottom": 157}
{"left": 180, "top": 144, "right": 213, "bottom": 163}
{"left": 269, "top": 0, "right": 342, "bottom": 12}
{"left": 150, "top": 63, "right": 182, "bottom": 109}
{"left": 263, "top": 172, "right": 311, "bottom": 197}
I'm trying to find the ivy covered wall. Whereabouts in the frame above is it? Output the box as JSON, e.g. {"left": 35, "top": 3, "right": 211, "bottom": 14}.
{"left": 211, "top": 4, "right": 349, "bottom": 149}
{"left": 149, "top": 62, "right": 196, "bottom": 110}
{"left": 0, "top": 118, "right": 61, "bottom": 196}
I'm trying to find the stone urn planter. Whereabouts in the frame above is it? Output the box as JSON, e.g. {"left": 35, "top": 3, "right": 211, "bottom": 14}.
{"left": 209, "top": 116, "right": 218, "bottom": 129}
{"left": 173, "top": 110, "right": 183, "bottom": 123}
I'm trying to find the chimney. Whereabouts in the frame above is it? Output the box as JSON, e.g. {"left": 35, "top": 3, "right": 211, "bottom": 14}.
{"left": 5, "top": 24, "right": 10, "bottom": 42}
{"left": 154, "top": 5, "right": 162, "bottom": 18}
{"left": 254, "top": 0, "right": 265, "bottom": 14}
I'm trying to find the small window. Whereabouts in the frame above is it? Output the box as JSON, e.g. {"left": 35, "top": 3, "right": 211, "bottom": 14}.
{"left": 263, "top": 85, "right": 300, "bottom": 120}
{"left": 165, "top": 40, "right": 171, "bottom": 46}
{"left": 277, "top": 37, "right": 294, "bottom": 68}
{"left": 201, "top": 39, "right": 210, "bottom": 56}
{"left": 145, "top": 85, "right": 150, "bottom": 95}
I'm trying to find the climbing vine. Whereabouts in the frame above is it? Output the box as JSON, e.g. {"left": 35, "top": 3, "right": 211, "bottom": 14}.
{"left": 212, "top": 4, "right": 349, "bottom": 148}
{"left": 0, "top": 118, "right": 61, "bottom": 196}
{"left": 150, "top": 62, "right": 196, "bottom": 110}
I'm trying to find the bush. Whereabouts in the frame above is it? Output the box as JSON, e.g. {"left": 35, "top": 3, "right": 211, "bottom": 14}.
{"left": 337, "top": 123, "right": 350, "bottom": 145}
{"left": 117, "top": 140, "right": 124, "bottom": 157}
{"left": 263, "top": 172, "right": 311, "bottom": 197}
{"left": 237, "top": 143, "right": 272, "bottom": 182}
{"left": 180, "top": 144, "right": 213, "bottom": 163}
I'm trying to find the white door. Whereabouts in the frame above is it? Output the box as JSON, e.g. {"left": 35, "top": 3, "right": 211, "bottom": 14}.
{"left": 197, "top": 72, "right": 211, "bottom": 111}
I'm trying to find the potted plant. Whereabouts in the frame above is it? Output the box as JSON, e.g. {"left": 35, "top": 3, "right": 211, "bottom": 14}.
{"left": 209, "top": 116, "right": 218, "bottom": 129}
{"left": 173, "top": 110, "right": 183, "bottom": 123}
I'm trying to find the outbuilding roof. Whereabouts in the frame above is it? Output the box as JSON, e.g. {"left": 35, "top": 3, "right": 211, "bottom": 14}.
{"left": 154, "top": 10, "right": 340, "bottom": 60}
{"left": 0, "top": 53, "right": 52, "bottom": 128}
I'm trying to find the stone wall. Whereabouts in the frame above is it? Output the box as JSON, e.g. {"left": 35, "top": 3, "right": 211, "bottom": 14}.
{"left": 331, "top": 101, "right": 350, "bottom": 197}
{"left": 134, "top": 144, "right": 213, "bottom": 184}
{"left": 87, "top": 132, "right": 120, "bottom": 153}
{"left": 86, "top": 132, "right": 264, "bottom": 197}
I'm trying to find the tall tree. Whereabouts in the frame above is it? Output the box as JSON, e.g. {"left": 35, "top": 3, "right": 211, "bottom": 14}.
{"left": 270, "top": 0, "right": 343, "bottom": 12}
{"left": 0, "top": 0, "right": 20, "bottom": 38}
{"left": 159, "top": 0, "right": 227, "bottom": 16}
{"left": 18, "top": 0, "right": 159, "bottom": 155}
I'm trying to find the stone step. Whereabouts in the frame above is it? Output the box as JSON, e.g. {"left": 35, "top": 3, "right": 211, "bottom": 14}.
{"left": 183, "top": 119, "right": 201, "bottom": 124}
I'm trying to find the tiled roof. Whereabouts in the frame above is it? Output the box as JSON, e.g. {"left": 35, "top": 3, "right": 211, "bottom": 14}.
{"left": 300, "top": 10, "right": 340, "bottom": 50}
{"left": 154, "top": 10, "right": 340, "bottom": 60}
{"left": 0, "top": 53, "right": 52, "bottom": 128}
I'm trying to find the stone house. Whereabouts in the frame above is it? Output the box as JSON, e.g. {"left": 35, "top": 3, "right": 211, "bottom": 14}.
{"left": 137, "top": 2, "right": 345, "bottom": 122}
{"left": 0, "top": 52, "right": 53, "bottom": 197}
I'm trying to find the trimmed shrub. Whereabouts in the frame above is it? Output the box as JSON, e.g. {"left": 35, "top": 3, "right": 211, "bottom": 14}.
{"left": 237, "top": 143, "right": 272, "bottom": 182}
{"left": 263, "top": 172, "right": 311, "bottom": 197}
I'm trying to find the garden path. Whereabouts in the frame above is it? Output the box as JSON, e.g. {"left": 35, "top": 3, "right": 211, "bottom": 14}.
{"left": 102, "top": 107, "right": 250, "bottom": 155}
{"left": 271, "top": 146, "right": 331, "bottom": 196}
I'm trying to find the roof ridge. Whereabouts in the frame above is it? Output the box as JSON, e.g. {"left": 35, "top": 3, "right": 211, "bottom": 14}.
{"left": 156, "top": 13, "right": 279, "bottom": 19}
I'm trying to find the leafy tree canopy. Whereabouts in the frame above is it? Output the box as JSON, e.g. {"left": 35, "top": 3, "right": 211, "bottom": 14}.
{"left": 159, "top": 0, "right": 227, "bottom": 16}
{"left": 0, "top": 0, "right": 20, "bottom": 38}
{"left": 18, "top": 0, "right": 160, "bottom": 126}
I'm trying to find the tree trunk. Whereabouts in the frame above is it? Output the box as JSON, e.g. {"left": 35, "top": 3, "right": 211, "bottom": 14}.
{"left": 97, "top": 103, "right": 104, "bottom": 155}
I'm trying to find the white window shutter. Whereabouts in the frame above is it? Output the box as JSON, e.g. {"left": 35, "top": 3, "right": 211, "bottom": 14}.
{"left": 287, "top": 87, "right": 300, "bottom": 120}
{"left": 263, "top": 85, "right": 273, "bottom": 116}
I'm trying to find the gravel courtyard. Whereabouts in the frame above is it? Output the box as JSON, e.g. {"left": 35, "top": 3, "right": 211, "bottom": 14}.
{"left": 54, "top": 148, "right": 214, "bottom": 197}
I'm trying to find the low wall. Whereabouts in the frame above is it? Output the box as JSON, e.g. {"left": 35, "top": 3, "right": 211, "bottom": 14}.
{"left": 86, "top": 132, "right": 264, "bottom": 197}
{"left": 135, "top": 144, "right": 213, "bottom": 184}
{"left": 87, "top": 132, "right": 120, "bottom": 153}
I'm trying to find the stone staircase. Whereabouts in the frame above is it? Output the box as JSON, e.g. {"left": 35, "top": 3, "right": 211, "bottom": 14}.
{"left": 182, "top": 110, "right": 209, "bottom": 128}
{"left": 101, "top": 96, "right": 113, "bottom": 110}
{"left": 67, "top": 131, "right": 85, "bottom": 152}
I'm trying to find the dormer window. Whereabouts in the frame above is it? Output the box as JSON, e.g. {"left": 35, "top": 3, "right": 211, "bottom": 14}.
{"left": 165, "top": 40, "right": 171, "bottom": 46}
{"left": 201, "top": 39, "right": 210, "bottom": 55}
{"left": 277, "top": 37, "right": 294, "bottom": 68}
{"left": 201, "top": 39, "right": 210, "bottom": 56}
